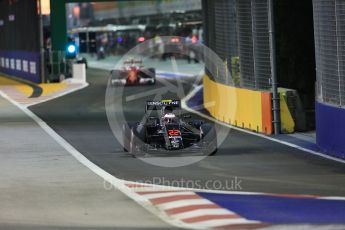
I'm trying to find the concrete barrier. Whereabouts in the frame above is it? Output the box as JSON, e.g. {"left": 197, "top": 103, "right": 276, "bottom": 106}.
{"left": 279, "top": 93, "right": 295, "bottom": 133}
{"left": 72, "top": 63, "right": 86, "bottom": 83}
{"left": 203, "top": 75, "right": 273, "bottom": 134}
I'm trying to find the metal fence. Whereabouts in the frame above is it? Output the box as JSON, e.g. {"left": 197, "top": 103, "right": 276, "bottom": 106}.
{"left": 203, "top": 0, "right": 238, "bottom": 85}
{"left": 44, "top": 50, "right": 72, "bottom": 82}
{"left": 203, "top": 0, "right": 272, "bottom": 91}
{"left": 313, "top": 0, "right": 345, "bottom": 107}
{"left": 252, "top": 0, "right": 271, "bottom": 90}
{"left": 214, "top": 0, "right": 238, "bottom": 61}
{"left": 236, "top": 0, "right": 255, "bottom": 88}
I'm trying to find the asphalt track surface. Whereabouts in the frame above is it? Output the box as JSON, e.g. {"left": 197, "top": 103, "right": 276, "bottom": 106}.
{"left": 30, "top": 68, "right": 345, "bottom": 196}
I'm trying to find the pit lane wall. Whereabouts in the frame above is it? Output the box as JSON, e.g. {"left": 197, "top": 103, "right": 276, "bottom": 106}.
{"left": 0, "top": 51, "right": 41, "bottom": 83}
{"left": 316, "top": 102, "right": 345, "bottom": 159}
{"left": 0, "top": 0, "right": 41, "bottom": 83}
{"left": 203, "top": 75, "right": 273, "bottom": 134}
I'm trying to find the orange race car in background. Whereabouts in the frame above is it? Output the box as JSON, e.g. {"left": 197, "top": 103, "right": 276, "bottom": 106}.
{"left": 110, "top": 59, "right": 156, "bottom": 86}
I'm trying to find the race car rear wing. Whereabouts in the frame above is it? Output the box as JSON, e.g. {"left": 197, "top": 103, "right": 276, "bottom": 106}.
{"left": 123, "top": 59, "right": 143, "bottom": 65}
{"left": 146, "top": 100, "right": 181, "bottom": 111}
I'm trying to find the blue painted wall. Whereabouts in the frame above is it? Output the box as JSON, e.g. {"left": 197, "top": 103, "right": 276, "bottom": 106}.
{"left": 316, "top": 102, "right": 345, "bottom": 159}
{"left": 0, "top": 0, "right": 41, "bottom": 83}
{"left": 0, "top": 50, "right": 41, "bottom": 83}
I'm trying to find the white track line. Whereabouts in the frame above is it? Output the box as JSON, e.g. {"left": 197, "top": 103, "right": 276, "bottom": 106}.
{"left": 318, "top": 197, "right": 345, "bottom": 201}
{"left": 130, "top": 181, "right": 345, "bottom": 200}
{"left": 171, "top": 208, "right": 235, "bottom": 220}
{"left": 25, "top": 83, "right": 89, "bottom": 107}
{"left": 0, "top": 90, "right": 190, "bottom": 229}
{"left": 181, "top": 85, "right": 345, "bottom": 164}
{"left": 157, "top": 199, "right": 214, "bottom": 210}
{"left": 140, "top": 191, "right": 196, "bottom": 199}
{"left": 188, "top": 219, "right": 258, "bottom": 228}
{"left": 156, "top": 71, "right": 196, "bottom": 78}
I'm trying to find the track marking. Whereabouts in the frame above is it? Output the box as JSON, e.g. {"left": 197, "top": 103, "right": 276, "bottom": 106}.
{"left": 150, "top": 194, "right": 201, "bottom": 205}
{"left": 0, "top": 91, "right": 189, "bottom": 229}
{"left": 141, "top": 191, "right": 196, "bottom": 199}
{"left": 156, "top": 199, "right": 214, "bottom": 210}
{"left": 165, "top": 204, "right": 220, "bottom": 215}
{"left": 182, "top": 214, "right": 242, "bottom": 223}
{"left": 181, "top": 85, "right": 345, "bottom": 164}
{"left": 187, "top": 219, "right": 259, "bottom": 228}
{"left": 39, "top": 83, "right": 67, "bottom": 96}
{"left": 0, "top": 77, "right": 88, "bottom": 107}
{"left": 171, "top": 208, "right": 235, "bottom": 219}
{"left": 25, "top": 83, "right": 89, "bottom": 107}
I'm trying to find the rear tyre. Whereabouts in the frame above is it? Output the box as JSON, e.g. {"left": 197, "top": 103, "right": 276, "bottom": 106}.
{"left": 110, "top": 70, "right": 124, "bottom": 87}
{"left": 148, "top": 68, "right": 156, "bottom": 85}
{"left": 140, "top": 68, "right": 156, "bottom": 85}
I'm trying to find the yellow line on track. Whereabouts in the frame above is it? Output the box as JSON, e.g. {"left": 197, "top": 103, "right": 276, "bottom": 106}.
{"left": 0, "top": 75, "right": 67, "bottom": 97}
{"left": 0, "top": 76, "right": 33, "bottom": 97}
{"left": 39, "top": 83, "right": 67, "bottom": 96}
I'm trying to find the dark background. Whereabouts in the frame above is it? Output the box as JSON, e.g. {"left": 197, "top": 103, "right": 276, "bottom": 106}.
{"left": 275, "top": 0, "right": 316, "bottom": 129}
{"left": 0, "top": 0, "right": 39, "bottom": 52}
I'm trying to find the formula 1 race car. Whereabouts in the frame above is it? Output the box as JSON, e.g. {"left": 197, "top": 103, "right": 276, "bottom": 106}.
{"left": 110, "top": 59, "right": 156, "bottom": 86}
{"left": 123, "top": 100, "right": 217, "bottom": 156}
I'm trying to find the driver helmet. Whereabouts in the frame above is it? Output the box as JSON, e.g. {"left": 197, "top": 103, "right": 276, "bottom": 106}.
{"left": 162, "top": 113, "right": 176, "bottom": 123}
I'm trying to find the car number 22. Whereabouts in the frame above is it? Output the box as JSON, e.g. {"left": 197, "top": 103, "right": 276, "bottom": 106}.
{"left": 168, "top": 130, "right": 181, "bottom": 136}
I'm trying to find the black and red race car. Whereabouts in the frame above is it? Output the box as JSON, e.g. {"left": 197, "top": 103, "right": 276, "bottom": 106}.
{"left": 110, "top": 59, "right": 156, "bottom": 86}
{"left": 123, "top": 100, "right": 217, "bottom": 156}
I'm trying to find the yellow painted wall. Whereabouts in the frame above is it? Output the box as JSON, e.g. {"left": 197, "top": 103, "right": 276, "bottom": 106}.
{"left": 203, "top": 75, "right": 263, "bottom": 132}
{"left": 279, "top": 93, "right": 295, "bottom": 133}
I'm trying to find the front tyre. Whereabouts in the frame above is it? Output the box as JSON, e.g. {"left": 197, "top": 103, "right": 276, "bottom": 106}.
{"left": 200, "top": 124, "right": 217, "bottom": 155}
{"left": 129, "top": 125, "right": 146, "bottom": 157}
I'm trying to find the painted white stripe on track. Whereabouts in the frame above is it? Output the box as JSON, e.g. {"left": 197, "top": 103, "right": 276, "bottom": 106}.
{"left": 157, "top": 199, "right": 214, "bottom": 210}
{"left": 0, "top": 91, "right": 189, "bottom": 229}
{"left": 25, "top": 83, "right": 89, "bottom": 107}
{"left": 188, "top": 218, "right": 258, "bottom": 228}
{"left": 318, "top": 197, "right": 345, "bottom": 200}
{"left": 140, "top": 191, "right": 196, "bottom": 199}
{"left": 171, "top": 208, "right": 235, "bottom": 220}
